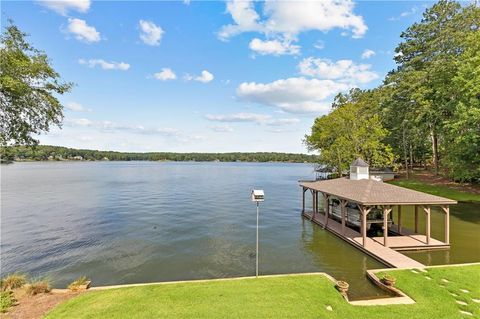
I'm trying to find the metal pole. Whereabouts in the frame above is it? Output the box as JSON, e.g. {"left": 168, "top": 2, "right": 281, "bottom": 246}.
{"left": 256, "top": 201, "right": 259, "bottom": 278}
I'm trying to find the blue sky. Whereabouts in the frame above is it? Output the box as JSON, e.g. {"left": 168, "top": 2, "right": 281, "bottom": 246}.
{"left": 3, "top": 0, "right": 430, "bottom": 153}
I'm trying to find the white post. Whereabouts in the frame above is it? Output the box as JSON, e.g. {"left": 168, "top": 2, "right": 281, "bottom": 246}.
{"left": 256, "top": 201, "right": 259, "bottom": 278}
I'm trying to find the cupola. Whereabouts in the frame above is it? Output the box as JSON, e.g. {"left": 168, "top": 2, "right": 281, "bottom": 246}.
{"left": 350, "top": 158, "right": 369, "bottom": 180}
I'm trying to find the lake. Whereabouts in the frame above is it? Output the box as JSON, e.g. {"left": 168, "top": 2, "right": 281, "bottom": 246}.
{"left": 2, "top": 162, "right": 479, "bottom": 300}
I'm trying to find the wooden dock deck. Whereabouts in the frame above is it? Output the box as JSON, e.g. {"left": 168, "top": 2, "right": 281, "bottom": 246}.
{"left": 303, "top": 211, "right": 426, "bottom": 268}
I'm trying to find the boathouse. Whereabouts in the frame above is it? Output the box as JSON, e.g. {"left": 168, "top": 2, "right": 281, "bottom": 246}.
{"left": 299, "top": 158, "right": 457, "bottom": 268}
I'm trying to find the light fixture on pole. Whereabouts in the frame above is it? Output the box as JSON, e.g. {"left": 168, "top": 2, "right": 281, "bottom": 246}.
{"left": 251, "top": 189, "right": 264, "bottom": 278}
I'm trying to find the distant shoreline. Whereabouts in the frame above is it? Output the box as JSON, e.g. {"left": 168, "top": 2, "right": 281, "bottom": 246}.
{"left": 2, "top": 145, "right": 319, "bottom": 164}
{"left": 7, "top": 159, "right": 314, "bottom": 164}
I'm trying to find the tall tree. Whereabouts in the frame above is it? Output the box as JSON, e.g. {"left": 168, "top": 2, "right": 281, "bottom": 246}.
{"left": 388, "top": 1, "right": 479, "bottom": 175}
{"left": 443, "top": 30, "right": 480, "bottom": 182}
{"left": 0, "top": 22, "right": 72, "bottom": 150}
{"left": 305, "top": 90, "right": 394, "bottom": 174}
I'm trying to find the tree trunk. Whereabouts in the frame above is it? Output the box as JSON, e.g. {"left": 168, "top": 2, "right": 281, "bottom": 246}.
{"left": 403, "top": 128, "right": 409, "bottom": 179}
{"left": 409, "top": 145, "right": 414, "bottom": 171}
{"left": 431, "top": 130, "right": 439, "bottom": 175}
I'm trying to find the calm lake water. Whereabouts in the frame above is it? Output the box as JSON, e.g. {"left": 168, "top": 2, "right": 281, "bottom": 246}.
{"left": 2, "top": 162, "right": 479, "bottom": 299}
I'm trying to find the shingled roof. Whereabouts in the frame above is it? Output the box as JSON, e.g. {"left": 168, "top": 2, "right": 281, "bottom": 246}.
{"left": 299, "top": 178, "right": 457, "bottom": 206}
{"left": 351, "top": 158, "right": 369, "bottom": 167}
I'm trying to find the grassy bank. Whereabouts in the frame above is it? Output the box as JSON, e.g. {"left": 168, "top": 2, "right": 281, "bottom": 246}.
{"left": 46, "top": 264, "right": 480, "bottom": 319}
{"left": 389, "top": 174, "right": 480, "bottom": 202}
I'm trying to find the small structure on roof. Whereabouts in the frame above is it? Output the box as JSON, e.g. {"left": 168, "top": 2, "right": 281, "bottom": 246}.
{"left": 299, "top": 158, "right": 457, "bottom": 268}
{"left": 350, "top": 158, "right": 369, "bottom": 180}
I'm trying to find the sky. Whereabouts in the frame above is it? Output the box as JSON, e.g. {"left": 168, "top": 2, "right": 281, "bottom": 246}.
{"left": 2, "top": 0, "right": 432, "bottom": 153}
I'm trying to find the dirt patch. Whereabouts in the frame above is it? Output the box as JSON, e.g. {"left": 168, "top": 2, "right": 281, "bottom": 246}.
{"left": 398, "top": 170, "right": 480, "bottom": 195}
{"left": 2, "top": 289, "right": 82, "bottom": 319}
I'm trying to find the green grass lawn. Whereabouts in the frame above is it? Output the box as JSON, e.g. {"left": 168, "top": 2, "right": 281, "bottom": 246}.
{"left": 389, "top": 179, "right": 480, "bottom": 202}
{"left": 46, "top": 264, "right": 480, "bottom": 319}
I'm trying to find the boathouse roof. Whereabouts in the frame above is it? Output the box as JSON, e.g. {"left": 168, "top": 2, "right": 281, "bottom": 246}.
{"left": 299, "top": 178, "right": 457, "bottom": 206}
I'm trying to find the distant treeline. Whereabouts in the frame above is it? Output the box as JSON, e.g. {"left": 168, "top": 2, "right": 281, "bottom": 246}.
{"left": 2, "top": 145, "right": 318, "bottom": 163}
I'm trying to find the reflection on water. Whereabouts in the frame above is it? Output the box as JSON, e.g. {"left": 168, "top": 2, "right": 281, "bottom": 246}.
{"left": 2, "top": 162, "right": 479, "bottom": 300}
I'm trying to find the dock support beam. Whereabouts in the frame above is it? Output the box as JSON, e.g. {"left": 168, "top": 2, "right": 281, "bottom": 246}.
{"left": 398, "top": 206, "right": 402, "bottom": 234}
{"left": 423, "top": 206, "right": 431, "bottom": 245}
{"left": 414, "top": 205, "right": 418, "bottom": 233}
{"left": 311, "top": 190, "right": 316, "bottom": 220}
{"left": 442, "top": 205, "right": 450, "bottom": 245}
{"left": 302, "top": 187, "right": 306, "bottom": 214}
{"left": 323, "top": 194, "right": 330, "bottom": 228}
{"left": 362, "top": 210, "right": 367, "bottom": 247}
{"left": 340, "top": 200, "right": 347, "bottom": 236}
{"left": 383, "top": 206, "right": 392, "bottom": 247}
{"left": 359, "top": 206, "right": 372, "bottom": 247}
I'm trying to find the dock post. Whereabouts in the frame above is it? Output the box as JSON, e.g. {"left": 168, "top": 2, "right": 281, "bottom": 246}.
{"left": 340, "top": 200, "right": 347, "bottom": 235}
{"left": 323, "top": 194, "right": 329, "bottom": 228}
{"left": 302, "top": 187, "right": 306, "bottom": 214}
{"left": 423, "top": 206, "right": 431, "bottom": 245}
{"left": 312, "top": 190, "right": 315, "bottom": 219}
{"left": 442, "top": 205, "right": 450, "bottom": 244}
{"left": 398, "top": 206, "right": 402, "bottom": 234}
{"left": 383, "top": 206, "right": 391, "bottom": 247}
{"left": 414, "top": 205, "right": 418, "bottom": 233}
{"left": 362, "top": 207, "right": 367, "bottom": 247}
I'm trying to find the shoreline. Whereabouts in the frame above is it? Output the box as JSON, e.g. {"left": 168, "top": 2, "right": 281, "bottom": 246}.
{"left": 3, "top": 159, "right": 315, "bottom": 164}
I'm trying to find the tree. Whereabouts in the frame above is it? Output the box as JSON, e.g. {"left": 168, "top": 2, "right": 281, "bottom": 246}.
{"left": 0, "top": 22, "right": 72, "bottom": 150}
{"left": 443, "top": 30, "right": 480, "bottom": 182}
{"left": 389, "top": 1, "right": 479, "bottom": 175}
{"left": 305, "top": 90, "right": 394, "bottom": 174}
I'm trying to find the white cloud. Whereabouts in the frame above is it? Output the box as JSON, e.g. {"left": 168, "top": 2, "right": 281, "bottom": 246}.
{"left": 185, "top": 70, "right": 214, "bottom": 83}
{"left": 205, "top": 113, "right": 271, "bottom": 123}
{"left": 66, "top": 118, "right": 181, "bottom": 137}
{"left": 67, "top": 18, "right": 100, "bottom": 43}
{"left": 139, "top": 20, "right": 164, "bottom": 46}
{"left": 79, "top": 59, "right": 130, "bottom": 71}
{"left": 267, "top": 128, "right": 295, "bottom": 133}
{"left": 206, "top": 114, "right": 300, "bottom": 128}
{"left": 218, "top": 0, "right": 261, "bottom": 40}
{"left": 389, "top": 6, "right": 418, "bottom": 21}
{"left": 152, "top": 128, "right": 181, "bottom": 136}
{"left": 264, "top": 0, "right": 367, "bottom": 38}
{"left": 219, "top": 0, "right": 367, "bottom": 40}
{"left": 361, "top": 49, "right": 376, "bottom": 59}
{"left": 154, "top": 68, "right": 176, "bottom": 81}
{"left": 249, "top": 38, "right": 300, "bottom": 56}
{"left": 65, "top": 102, "right": 91, "bottom": 112}
{"left": 65, "top": 118, "right": 93, "bottom": 127}
{"left": 266, "top": 118, "right": 300, "bottom": 126}
{"left": 298, "top": 57, "right": 378, "bottom": 84}
{"left": 237, "top": 77, "right": 348, "bottom": 114}
{"left": 210, "top": 125, "right": 234, "bottom": 132}
{"left": 38, "top": 0, "right": 90, "bottom": 15}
